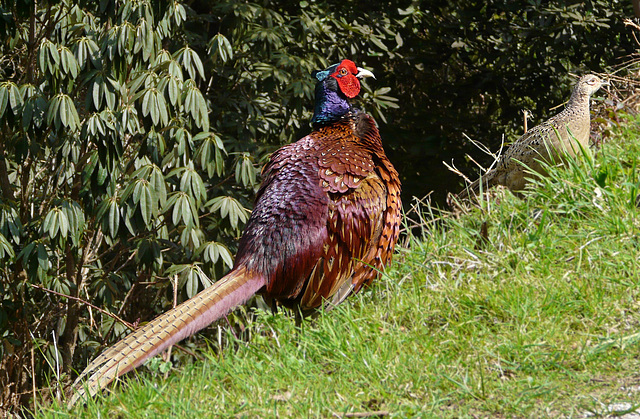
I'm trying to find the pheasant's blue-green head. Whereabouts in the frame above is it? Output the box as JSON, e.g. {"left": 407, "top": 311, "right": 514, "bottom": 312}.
{"left": 311, "top": 59, "right": 375, "bottom": 125}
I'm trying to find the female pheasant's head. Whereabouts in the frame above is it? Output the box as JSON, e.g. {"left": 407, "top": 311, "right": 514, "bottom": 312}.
{"left": 311, "top": 59, "right": 375, "bottom": 125}
{"left": 577, "top": 74, "right": 609, "bottom": 96}
{"left": 570, "top": 74, "right": 609, "bottom": 103}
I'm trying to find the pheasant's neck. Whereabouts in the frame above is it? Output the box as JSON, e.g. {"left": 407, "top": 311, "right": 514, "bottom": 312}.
{"left": 566, "top": 90, "right": 591, "bottom": 111}
{"left": 311, "top": 83, "right": 352, "bottom": 125}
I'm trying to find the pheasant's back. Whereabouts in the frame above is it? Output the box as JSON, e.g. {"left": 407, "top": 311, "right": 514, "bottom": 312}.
{"left": 234, "top": 111, "right": 401, "bottom": 310}
{"left": 548, "top": 101, "right": 592, "bottom": 149}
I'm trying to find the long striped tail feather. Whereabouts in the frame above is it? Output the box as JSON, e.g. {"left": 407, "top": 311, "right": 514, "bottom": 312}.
{"left": 69, "top": 266, "right": 265, "bottom": 406}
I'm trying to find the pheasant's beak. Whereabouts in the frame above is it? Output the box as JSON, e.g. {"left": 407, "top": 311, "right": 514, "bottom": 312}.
{"left": 356, "top": 67, "right": 375, "bottom": 80}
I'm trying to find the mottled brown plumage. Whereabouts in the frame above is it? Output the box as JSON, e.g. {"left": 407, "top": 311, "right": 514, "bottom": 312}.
{"left": 69, "top": 59, "right": 401, "bottom": 406}
{"left": 458, "top": 74, "right": 607, "bottom": 200}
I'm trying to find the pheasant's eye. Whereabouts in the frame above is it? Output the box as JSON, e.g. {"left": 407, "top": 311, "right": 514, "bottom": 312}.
{"left": 338, "top": 67, "right": 348, "bottom": 76}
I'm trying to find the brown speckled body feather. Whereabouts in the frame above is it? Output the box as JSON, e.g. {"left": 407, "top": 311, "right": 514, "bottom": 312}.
{"left": 458, "top": 74, "right": 607, "bottom": 199}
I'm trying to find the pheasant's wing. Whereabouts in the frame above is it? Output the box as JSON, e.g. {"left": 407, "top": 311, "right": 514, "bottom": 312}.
{"left": 299, "top": 172, "right": 387, "bottom": 308}
{"left": 298, "top": 127, "right": 401, "bottom": 309}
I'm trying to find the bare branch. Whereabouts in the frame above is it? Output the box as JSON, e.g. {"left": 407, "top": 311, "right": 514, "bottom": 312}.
{"left": 28, "top": 283, "right": 135, "bottom": 330}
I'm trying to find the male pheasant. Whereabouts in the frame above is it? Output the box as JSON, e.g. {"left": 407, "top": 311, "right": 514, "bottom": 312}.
{"left": 69, "top": 59, "right": 402, "bottom": 405}
{"left": 458, "top": 74, "right": 608, "bottom": 200}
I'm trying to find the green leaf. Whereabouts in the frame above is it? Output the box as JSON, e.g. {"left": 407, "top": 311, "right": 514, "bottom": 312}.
{"left": 59, "top": 96, "right": 68, "bottom": 127}
{"left": 22, "top": 93, "right": 47, "bottom": 130}
{"left": 156, "top": 91, "right": 168, "bottom": 126}
{"left": 61, "top": 200, "right": 84, "bottom": 236}
{"left": 140, "top": 182, "right": 154, "bottom": 226}
{"left": 171, "top": 192, "right": 196, "bottom": 227}
{"left": 185, "top": 267, "right": 198, "bottom": 298}
{"left": 38, "top": 41, "right": 48, "bottom": 73}
{"left": 128, "top": 71, "right": 150, "bottom": 96}
{"left": 60, "top": 46, "right": 69, "bottom": 74}
{"left": 214, "top": 146, "right": 225, "bottom": 177}
{"left": 39, "top": 39, "right": 59, "bottom": 74}
{"left": 173, "top": 2, "right": 187, "bottom": 26}
{"left": 168, "top": 76, "right": 179, "bottom": 106}
{"left": 141, "top": 20, "right": 155, "bottom": 61}
{"left": 59, "top": 94, "right": 80, "bottom": 130}
{"left": 209, "top": 34, "right": 234, "bottom": 63}
{"left": 17, "top": 242, "right": 35, "bottom": 266}
{"left": 46, "top": 95, "right": 60, "bottom": 128}
{"left": 48, "top": 41, "right": 60, "bottom": 65}
{"left": 201, "top": 241, "right": 234, "bottom": 269}
{"left": 43, "top": 208, "right": 59, "bottom": 239}
{"left": 6, "top": 82, "right": 23, "bottom": 114}
{"left": 141, "top": 89, "right": 152, "bottom": 118}
{"left": 180, "top": 194, "right": 191, "bottom": 223}
{"left": 235, "top": 153, "right": 257, "bottom": 187}
{"left": 180, "top": 225, "right": 202, "bottom": 249}
{"left": 168, "top": 60, "right": 183, "bottom": 81}
{"left": 370, "top": 36, "right": 388, "bottom": 51}
{"left": 149, "top": 165, "right": 167, "bottom": 206}
{"left": 77, "top": 37, "right": 100, "bottom": 68}
{"left": 177, "top": 47, "right": 205, "bottom": 80}
{"left": 141, "top": 88, "right": 167, "bottom": 126}
{"left": 58, "top": 210, "right": 69, "bottom": 238}
{"left": 180, "top": 164, "right": 206, "bottom": 204}
{"left": 92, "top": 76, "right": 103, "bottom": 109}
{"left": 0, "top": 83, "right": 8, "bottom": 118}
{"left": 37, "top": 243, "right": 50, "bottom": 271}
{"left": 182, "top": 80, "right": 209, "bottom": 131}
{"left": 0, "top": 233, "right": 15, "bottom": 260}
{"left": 191, "top": 50, "right": 205, "bottom": 80}
{"left": 1, "top": 205, "right": 23, "bottom": 244}
{"left": 206, "top": 196, "right": 249, "bottom": 230}
{"left": 108, "top": 199, "right": 120, "bottom": 237}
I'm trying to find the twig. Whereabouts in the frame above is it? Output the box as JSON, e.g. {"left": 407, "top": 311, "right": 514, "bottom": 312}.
{"left": 332, "top": 411, "right": 389, "bottom": 418}
{"left": 31, "top": 344, "right": 36, "bottom": 414}
{"left": 85, "top": 286, "right": 95, "bottom": 329}
{"left": 549, "top": 100, "right": 568, "bottom": 112}
{"left": 442, "top": 159, "right": 471, "bottom": 184}
{"left": 522, "top": 109, "right": 533, "bottom": 132}
{"left": 31, "top": 282, "right": 203, "bottom": 364}
{"left": 28, "top": 283, "right": 135, "bottom": 330}
{"left": 173, "top": 343, "right": 204, "bottom": 361}
{"left": 463, "top": 132, "right": 498, "bottom": 158}
{"left": 466, "top": 132, "right": 504, "bottom": 172}
{"left": 164, "top": 275, "right": 179, "bottom": 368}
{"left": 447, "top": 133, "right": 506, "bottom": 186}
{"left": 624, "top": 18, "right": 640, "bottom": 32}
{"left": 52, "top": 330, "right": 60, "bottom": 400}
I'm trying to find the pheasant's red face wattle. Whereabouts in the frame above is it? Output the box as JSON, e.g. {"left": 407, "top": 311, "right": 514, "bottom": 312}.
{"left": 330, "top": 59, "right": 361, "bottom": 99}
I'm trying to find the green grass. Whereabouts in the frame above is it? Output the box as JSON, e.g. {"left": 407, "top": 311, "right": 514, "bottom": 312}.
{"left": 43, "top": 116, "right": 640, "bottom": 418}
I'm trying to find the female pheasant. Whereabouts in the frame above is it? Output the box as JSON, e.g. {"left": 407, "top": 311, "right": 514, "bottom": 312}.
{"left": 70, "top": 59, "right": 402, "bottom": 404}
{"left": 458, "top": 74, "right": 608, "bottom": 200}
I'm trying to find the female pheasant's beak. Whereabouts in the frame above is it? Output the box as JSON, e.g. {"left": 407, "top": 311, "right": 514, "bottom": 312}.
{"left": 356, "top": 67, "right": 375, "bottom": 80}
